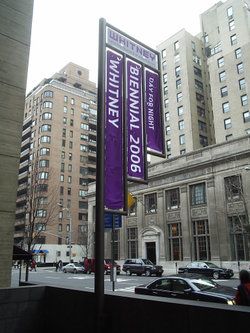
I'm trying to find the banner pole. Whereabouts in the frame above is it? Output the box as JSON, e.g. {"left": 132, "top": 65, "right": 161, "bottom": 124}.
{"left": 95, "top": 17, "right": 106, "bottom": 332}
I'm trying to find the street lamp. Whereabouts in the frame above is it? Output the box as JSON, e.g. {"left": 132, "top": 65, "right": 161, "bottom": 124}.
{"left": 57, "top": 203, "right": 72, "bottom": 263}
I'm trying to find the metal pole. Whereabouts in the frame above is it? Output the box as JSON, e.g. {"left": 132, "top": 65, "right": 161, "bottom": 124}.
{"left": 112, "top": 214, "right": 115, "bottom": 292}
{"left": 95, "top": 17, "right": 106, "bottom": 332}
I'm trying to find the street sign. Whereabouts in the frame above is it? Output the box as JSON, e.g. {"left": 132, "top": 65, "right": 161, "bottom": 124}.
{"left": 104, "top": 213, "right": 122, "bottom": 228}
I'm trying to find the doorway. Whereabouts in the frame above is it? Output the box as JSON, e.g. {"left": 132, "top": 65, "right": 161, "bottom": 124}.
{"left": 146, "top": 242, "right": 156, "bottom": 264}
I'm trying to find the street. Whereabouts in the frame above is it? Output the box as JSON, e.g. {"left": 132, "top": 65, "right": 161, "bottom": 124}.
{"left": 11, "top": 266, "right": 240, "bottom": 294}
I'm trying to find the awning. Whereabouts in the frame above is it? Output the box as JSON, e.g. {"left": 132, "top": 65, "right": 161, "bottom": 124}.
{"left": 13, "top": 245, "right": 33, "bottom": 261}
{"left": 32, "top": 249, "right": 49, "bottom": 254}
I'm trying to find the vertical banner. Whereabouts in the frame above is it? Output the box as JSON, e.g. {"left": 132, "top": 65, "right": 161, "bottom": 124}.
{"left": 145, "top": 69, "right": 164, "bottom": 156}
{"left": 104, "top": 49, "right": 125, "bottom": 211}
{"left": 126, "top": 59, "right": 145, "bottom": 182}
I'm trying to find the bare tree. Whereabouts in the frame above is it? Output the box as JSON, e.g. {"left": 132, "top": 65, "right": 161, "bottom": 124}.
{"left": 23, "top": 159, "right": 59, "bottom": 280}
{"left": 77, "top": 222, "right": 95, "bottom": 259}
{"left": 224, "top": 174, "right": 250, "bottom": 261}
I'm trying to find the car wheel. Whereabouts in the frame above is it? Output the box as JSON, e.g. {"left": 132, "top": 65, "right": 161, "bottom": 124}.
{"left": 156, "top": 273, "right": 162, "bottom": 277}
{"left": 74, "top": 269, "right": 77, "bottom": 274}
{"left": 213, "top": 271, "right": 220, "bottom": 279}
{"left": 126, "top": 269, "right": 132, "bottom": 276}
{"left": 145, "top": 270, "right": 151, "bottom": 277}
{"left": 63, "top": 269, "right": 66, "bottom": 273}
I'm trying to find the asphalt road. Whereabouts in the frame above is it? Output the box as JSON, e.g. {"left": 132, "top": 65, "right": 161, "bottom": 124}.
{"left": 11, "top": 266, "right": 240, "bottom": 293}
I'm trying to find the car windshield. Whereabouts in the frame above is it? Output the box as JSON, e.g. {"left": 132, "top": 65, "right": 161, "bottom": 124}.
{"left": 74, "top": 263, "right": 82, "bottom": 267}
{"left": 142, "top": 259, "right": 154, "bottom": 265}
{"left": 205, "top": 262, "right": 219, "bottom": 268}
{"left": 191, "top": 278, "right": 217, "bottom": 291}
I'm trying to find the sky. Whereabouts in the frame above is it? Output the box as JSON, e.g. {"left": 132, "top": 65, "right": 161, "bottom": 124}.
{"left": 26, "top": 0, "right": 221, "bottom": 92}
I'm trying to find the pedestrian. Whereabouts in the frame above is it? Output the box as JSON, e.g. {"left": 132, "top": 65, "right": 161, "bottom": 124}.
{"left": 30, "top": 259, "right": 37, "bottom": 272}
{"left": 235, "top": 269, "right": 250, "bottom": 305}
{"left": 55, "top": 261, "right": 59, "bottom": 272}
{"left": 58, "top": 260, "right": 63, "bottom": 271}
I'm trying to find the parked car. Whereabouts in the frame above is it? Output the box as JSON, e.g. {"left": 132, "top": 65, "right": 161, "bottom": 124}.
{"left": 134, "top": 273, "right": 236, "bottom": 305}
{"left": 178, "top": 261, "right": 234, "bottom": 279}
{"left": 122, "top": 258, "right": 163, "bottom": 277}
{"left": 83, "top": 258, "right": 121, "bottom": 275}
{"left": 62, "top": 262, "right": 85, "bottom": 274}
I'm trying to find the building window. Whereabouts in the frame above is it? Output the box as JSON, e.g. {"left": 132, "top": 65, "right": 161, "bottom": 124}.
{"left": 180, "top": 149, "right": 186, "bottom": 155}
{"left": 195, "top": 79, "right": 203, "bottom": 92}
{"left": 193, "top": 220, "right": 211, "bottom": 261}
{"left": 194, "top": 66, "right": 202, "bottom": 77}
{"left": 217, "top": 57, "right": 224, "bottom": 68}
{"left": 224, "top": 117, "right": 232, "bottom": 129}
{"left": 198, "top": 121, "right": 207, "bottom": 132}
{"left": 191, "top": 41, "right": 196, "bottom": 51}
{"left": 241, "top": 94, "right": 248, "bottom": 106}
{"left": 179, "top": 134, "right": 185, "bottom": 145}
{"left": 36, "top": 209, "right": 47, "bottom": 218}
{"left": 190, "top": 183, "right": 206, "bottom": 205}
{"left": 43, "top": 101, "right": 53, "bottom": 109}
{"left": 225, "top": 175, "right": 242, "bottom": 201}
{"left": 222, "top": 102, "right": 230, "bottom": 113}
{"left": 40, "top": 124, "right": 51, "bottom": 132}
{"left": 220, "top": 86, "right": 228, "bottom": 97}
{"left": 174, "top": 54, "right": 180, "bottom": 63}
{"left": 219, "top": 71, "right": 226, "bottom": 82}
{"left": 71, "top": 98, "right": 75, "bottom": 105}
{"left": 42, "top": 112, "right": 52, "bottom": 120}
{"left": 235, "top": 48, "right": 241, "bottom": 59}
{"left": 237, "top": 62, "right": 244, "bottom": 74}
{"left": 178, "top": 120, "right": 184, "bottom": 130}
{"left": 166, "top": 188, "right": 180, "bottom": 210}
{"left": 164, "top": 86, "right": 168, "bottom": 96}
{"left": 162, "top": 61, "right": 167, "bottom": 71}
{"left": 39, "top": 159, "right": 49, "bottom": 168}
{"left": 176, "top": 92, "right": 183, "bottom": 102}
{"left": 199, "top": 135, "right": 208, "bottom": 147}
{"left": 166, "top": 139, "right": 171, "bottom": 151}
{"left": 60, "top": 174, "right": 64, "bottom": 182}
{"left": 43, "top": 90, "right": 53, "bottom": 98}
{"left": 80, "top": 123, "right": 89, "bottom": 130}
{"left": 243, "top": 111, "right": 250, "bottom": 123}
{"left": 145, "top": 193, "right": 157, "bottom": 214}
{"left": 229, "top": 215, "right": 249, "bottom": 261}
{"left": 164, "top": 99, "right": 169, "bottom": 108}
{"left": 40, "top": 135, "right": 51, "bottom": 143}
{"left": 176, "top": 79, "right": 181, "bottom": 89}
{"left": 64, "top": 96, "right": 68, "bottom": 103}
{"left": 230, "top": 34, "right": 237, "bottom": 45}
{"left": 38, "top": 172, "right": 49, "bottom": 180}
{"left": 163, "top": 73, "right": 168, "bottom": 84}
{"left": 175, "top": 66, "right": 180, "bottom": 77}
{"left": 229, "top": 20, "right": 235, "bottom": 31}
{"left": 239, "top": 78, "right": 246, "bottom": 90}
{"left": 63, "top": 106, "right": 67, "bottom": 113}
{"left": 40, "top": 148, "right": 50, "bottom": 156}
{"left": 227, "top": 6, "right": 233, "bottom": 18}
{"left": 204, "top": 34, "right": 209, "bottom": 43}
{"left": 127, "top": 227, "right": 138, "bottom": 258}
{"left": 174, "top": 40, "right": 180, "bottom": 51}
{"left": 178, "top": 106, "right": 184, "bottom": 116}
{"left": 197, "top": 106, "right": 205, "bottom": 118}
{"left": 168, "top": 223, "right": 183, "bottom": 261}
{"left": 165, "top": 112, "right": 170, "bottom": 122}
{"left": 161, "top": 49, "right": 166, "bottom": 58}
{"left": 196, "top": 93, "right": 204, "bottom": 103}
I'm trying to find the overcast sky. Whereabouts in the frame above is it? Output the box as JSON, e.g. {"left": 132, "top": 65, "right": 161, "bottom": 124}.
{"left": 26, "top": 0, "right": 220, "bottom": 92}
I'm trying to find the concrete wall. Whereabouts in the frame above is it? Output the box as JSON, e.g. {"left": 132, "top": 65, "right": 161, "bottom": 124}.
{"left": 1, "top": 285, "right": 250, "bottom": 333}
{"left": 0, "top": 0, "right": 34, "bottom": 287}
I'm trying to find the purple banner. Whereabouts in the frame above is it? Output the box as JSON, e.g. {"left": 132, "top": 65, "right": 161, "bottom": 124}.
{"left": 104, "top": 50, "right": 124, "bottom": 211}
{"left": 145, "top": 69, "right": 164, "bottom": 155}
{"left": 126, "top": 60, "right": 145, "bottom": 181}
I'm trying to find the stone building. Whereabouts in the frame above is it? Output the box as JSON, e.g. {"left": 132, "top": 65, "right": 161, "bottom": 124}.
{"left": 0, "top": 0, "right": 33, "bottom": 287}
{"left": 14, "top": 63, "right": 97, "bottom": 263}
{"left": 88, "top": 136, "right": 250, "bottom": 271}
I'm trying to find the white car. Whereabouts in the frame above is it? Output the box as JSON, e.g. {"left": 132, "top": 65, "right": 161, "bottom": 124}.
{"left": 62, "top": 263, "right": 85, "bottom": 274}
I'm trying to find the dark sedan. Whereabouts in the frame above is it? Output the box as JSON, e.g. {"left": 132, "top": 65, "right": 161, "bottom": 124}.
{"left": 134, "top": 273, "right": 236, "bottom": 305}
{"left": 178, "top": 261, "right": 234, "bottom": 279}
